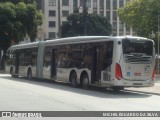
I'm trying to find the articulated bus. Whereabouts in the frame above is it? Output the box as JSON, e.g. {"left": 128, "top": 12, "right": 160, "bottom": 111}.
{"left": 6, "top": 36, "right": 155, "bottom": 90}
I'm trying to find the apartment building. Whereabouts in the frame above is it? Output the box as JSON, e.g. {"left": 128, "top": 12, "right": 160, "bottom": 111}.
{"left": 37, "top": 0, "right": 134, "bottom": 40}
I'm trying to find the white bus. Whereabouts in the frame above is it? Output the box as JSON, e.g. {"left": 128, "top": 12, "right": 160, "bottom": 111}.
{"left": 6, "top": 36, "right": 155, "bottom": 90}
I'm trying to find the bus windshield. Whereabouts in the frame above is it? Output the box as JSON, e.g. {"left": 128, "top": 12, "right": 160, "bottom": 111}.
{"left": 122, "top": 39, "right": 153, "bottom": 56}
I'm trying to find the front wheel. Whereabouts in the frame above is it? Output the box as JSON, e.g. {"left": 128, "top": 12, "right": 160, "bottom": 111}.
{"left": 70, "top": 72, "right": 78, "bottom": 87}
{"left": 10, "top": 68, "right": 18, "bottom": 77}
{"left": 81, "top": 74, "right": 89, "bottom": 89}
{"left": 27, "top": 69, "right": 32, "bottom": 80}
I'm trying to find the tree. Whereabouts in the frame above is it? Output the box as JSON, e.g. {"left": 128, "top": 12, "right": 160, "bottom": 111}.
{"left": 61, "top": 13, "right": 112, "bottom": 37}
{"left": 0, "top": 2, "right": 17, "bottom": 51}
{"left": 0, "top": 0, "right": 43, "bottom": 51}
{"left": 15, "top": 2, "right": 43, "bottom": 41}
{"left": 118, "top": 0, "right": 160, "bottom": 37}
{"left": 0, "top": 0, "right": 35, "bottom": 4}
{"left": 0, "top": 0, "right": 43, "bottom": 69}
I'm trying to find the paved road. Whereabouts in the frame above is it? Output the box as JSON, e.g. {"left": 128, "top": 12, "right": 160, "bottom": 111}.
{"left": 0, "top": 74, "right": 160, "bottom": 120}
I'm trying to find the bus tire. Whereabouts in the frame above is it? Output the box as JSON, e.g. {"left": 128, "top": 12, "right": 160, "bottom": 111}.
{"left": 10, "top": 67, "right": 14, "bottom": 77}
{"left": 81, "top": 73, "right": 89, "bottom": 89}
{"left": 70, "top": 72, "right": 78, "bottom": 87}
{"left": 27, "top": 69, "right": 32, "bottom": 80}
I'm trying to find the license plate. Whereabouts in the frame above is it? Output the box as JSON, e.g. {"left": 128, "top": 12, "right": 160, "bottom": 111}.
{"left": 134, "top": 73, "right": 141, "bottom": 76}
{"left": 133, "top": 83, "right": 143, "bottom": 85}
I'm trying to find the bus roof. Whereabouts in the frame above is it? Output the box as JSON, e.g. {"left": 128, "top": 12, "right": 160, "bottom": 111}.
{"left": 8, "top": 36, "right": 152, "bottom": 50}
{"left": 45, "top": 36, "right": 153, "bottom": 46}
{"left": 113, "top": 35, "right": 148, "bottom": 40}
{"left": 8, "top": 42, "right": 39, "bottom": 50}
{"left": 45, "top": 36, "right": 113, "bottom": 46}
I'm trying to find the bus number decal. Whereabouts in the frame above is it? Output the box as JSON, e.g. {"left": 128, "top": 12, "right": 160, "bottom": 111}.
{"left": 134, "top": 73, "right": 141, "bottom": 76}
{"left": 127, "top": 72, "right": 131, "bottom": 76}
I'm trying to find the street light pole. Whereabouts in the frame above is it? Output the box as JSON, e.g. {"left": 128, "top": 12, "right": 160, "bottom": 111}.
{"left": 83, "top": 0, "right": 87, "bottom": 35}
{"left": 58, "top": 0, "right": 61, "bottom": 38}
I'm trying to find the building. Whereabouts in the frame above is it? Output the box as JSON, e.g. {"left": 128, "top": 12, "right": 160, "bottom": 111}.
{"left": 37, "top": 0, "right": 135, "bottom": 40}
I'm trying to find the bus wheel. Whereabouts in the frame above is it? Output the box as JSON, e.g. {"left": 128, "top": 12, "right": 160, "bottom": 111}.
{"left": 27, "top": 69, "right": 32, "bottom": 80}
{"left": 70, "top": 72, "right": 77, "bottom": 87}
{"left": 10, "top": 68, "right": 14, "bottom": 77}
{"left": 81, "top": 73, "right": 89, "bottom": 89}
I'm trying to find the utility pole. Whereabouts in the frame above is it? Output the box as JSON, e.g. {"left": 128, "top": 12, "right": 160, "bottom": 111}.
{"left": 58, "top": 0, "right": 61, "bottom": 38}
{"left": 158, "top": 12, "right": 160, "bottom": 75}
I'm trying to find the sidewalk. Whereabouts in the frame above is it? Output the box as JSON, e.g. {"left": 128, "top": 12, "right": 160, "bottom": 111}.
{"left": 155, "top": 75, "right": 160, "bottom": 82}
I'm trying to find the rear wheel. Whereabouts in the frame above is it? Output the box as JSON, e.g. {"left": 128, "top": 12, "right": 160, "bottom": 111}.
{"left": 27, "top": 69, "right": 32, "bottom": 80}
{"left": 81, "top": 73, "right": 89, "bottom": 89}
{"left": 70, "top": 72, "right": 78, "bottom": 87}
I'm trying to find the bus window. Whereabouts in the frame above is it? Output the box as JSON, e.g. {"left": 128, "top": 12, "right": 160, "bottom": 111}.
{"left": 6, "top": 50, "right": 15, "bottom": 66}
{"left": 69, "top": 44, "right": 83, "bottom": 68}
{"left": 103, "top": 41, "right": 113, "bottom": 68}
{"left": 31, "top": 49, "right": 37, "bottom": 66}
{"left": 122, "top": 39, "right": 153, "bottom": 63}
{"left": 19, "top": 48, "right": 38, "bottom": 66}
{"left": 44, "top": 47, "right": 52, "bottom": 67}
{"left": 57, "top": 45, "right": 68, "bottom": 68}
{"left": 83, "top": 44, "right": 92, "bottom": 69}
{"left": 122, "top": 39, "right": 153, "bottom": 56}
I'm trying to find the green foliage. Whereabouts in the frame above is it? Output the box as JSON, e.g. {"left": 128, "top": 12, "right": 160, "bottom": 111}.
{"left": 0, "top": 0, "right": 43, "bottom": 51}
{"left": 0, "top": 2, "right": 17, "bottom": 51}
{"left": 0, "top": 0, "right": 35, "bottom": 4}
{"left": 118, "top": 0, "right": 160, "bottom": 37}
{"left": 61, "top": 13, "right": 112, "bottom": 37}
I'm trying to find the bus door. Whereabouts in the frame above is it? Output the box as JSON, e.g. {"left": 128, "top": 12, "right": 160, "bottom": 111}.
{"left": 51, "top": 49, "right": 57, "bottom": 78}
{"left": 91, "top": 47, "right": 97, "bottom": 84}
{"left": 15, "top": 51, "right": 19, "bottom": 74}
{"left": 91, "top": 47, "right": 103, "bottom": 84}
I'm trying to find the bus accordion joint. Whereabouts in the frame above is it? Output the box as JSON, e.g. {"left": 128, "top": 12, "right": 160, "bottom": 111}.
{"left": 115, "top": 63, "right": 122, "bottom": 80}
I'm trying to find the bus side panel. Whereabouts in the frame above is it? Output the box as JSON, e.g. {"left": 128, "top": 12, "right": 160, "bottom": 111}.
{"left": 113, "top": 39, "right": 125, "bottom": 86}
